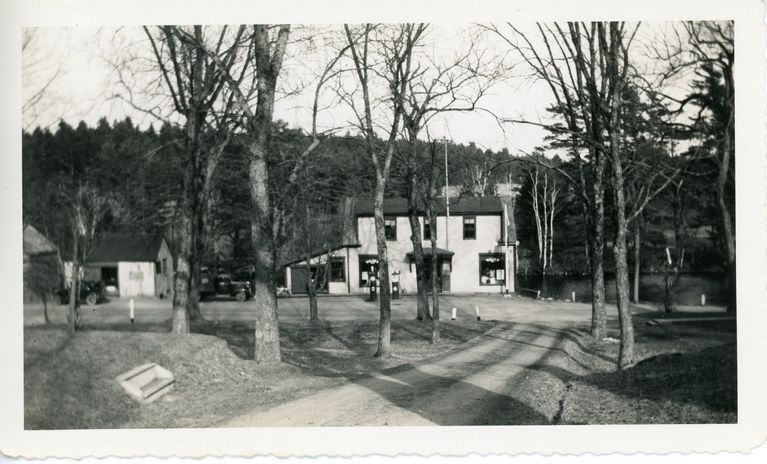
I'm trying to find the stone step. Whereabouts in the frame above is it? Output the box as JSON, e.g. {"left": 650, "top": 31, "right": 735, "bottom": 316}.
{"left": 141, "top": 377, "right": 175, "bottom": 402}
{"left": 116, "top": 363, "right": 175, "bottom": 403}
{"left": 125, "top": 364, "right": 158, "bottom": 387}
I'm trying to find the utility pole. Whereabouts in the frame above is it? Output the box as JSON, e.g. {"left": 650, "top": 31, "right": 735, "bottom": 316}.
{"left": 444, "top": 121, "right": 450, "bottom": 250}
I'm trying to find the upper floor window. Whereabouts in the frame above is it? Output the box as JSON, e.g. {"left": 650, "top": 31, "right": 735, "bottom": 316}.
{"left": 463, "top": 215, "right": 476, "bottom": 240}
{"left": 385, "top": 217, "right": 397, "bottom": 241}
{"left": 423, "top": 217, "right": 432, "bottom": 240}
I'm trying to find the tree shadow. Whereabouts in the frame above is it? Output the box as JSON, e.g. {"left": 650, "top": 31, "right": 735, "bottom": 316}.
{"left": 351, "top": 365, "right": 553, "bottom": 425}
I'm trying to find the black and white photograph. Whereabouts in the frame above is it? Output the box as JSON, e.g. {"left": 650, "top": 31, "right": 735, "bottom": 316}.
{"left": 1, "top": 0, "right": 765, "bottom": 460}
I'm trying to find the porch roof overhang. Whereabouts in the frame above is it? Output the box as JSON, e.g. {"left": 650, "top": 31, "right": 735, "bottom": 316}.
{"left": 406, "top": 247, "right": 454, "bottom": 260}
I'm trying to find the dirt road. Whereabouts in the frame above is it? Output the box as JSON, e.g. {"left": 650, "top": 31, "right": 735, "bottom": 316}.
{"left": 224, "top": 322, "right": 589, "bottom": 426}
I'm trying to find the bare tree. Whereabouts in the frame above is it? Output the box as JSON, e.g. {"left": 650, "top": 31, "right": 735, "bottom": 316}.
{"left": 393, "top": 27, "right": 501, "bottom": 321}
{"left": 291, "top": 205, "right": 341, "bottom": 321}
{"left": 420, "top": 139, "right": 447, "bottom": 343}
{"left": 489, "top": 22, "right": 611, "bottom": 340}
{"left": 181, "top": 25, "right": 344, "bottom": 363}
{"left": 492, "top": 22, "right": 680, "bottom": 369}
{"left": 341, "top": 24, "right": 424, "bottom": 357}
{"left": 137, "top": 26, "right": 245, "bottom": 333}
{"left": 22, "top": 29, "right": 69, "bottom": 131}
{"left": 58, "top": 182, "right": 121, "bottom": 334}
{"left": 651, "top": 21, "right": 735, "bottom": 312}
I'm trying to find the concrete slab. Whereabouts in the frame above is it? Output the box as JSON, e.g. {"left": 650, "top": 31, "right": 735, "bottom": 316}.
{"left": 116, "top": 363, "right": 175, "bottom": 404}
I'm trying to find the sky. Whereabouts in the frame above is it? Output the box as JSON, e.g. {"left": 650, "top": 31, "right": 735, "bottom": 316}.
{"left": 21, "top": 22, "right": 695, "bottom": 156}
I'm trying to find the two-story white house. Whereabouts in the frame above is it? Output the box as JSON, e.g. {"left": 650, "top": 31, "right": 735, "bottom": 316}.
{"left": 283, "top": 194, "right": 518, "bottom": 295}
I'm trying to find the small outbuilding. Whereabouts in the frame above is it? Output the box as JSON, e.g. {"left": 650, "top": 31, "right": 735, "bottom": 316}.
{"left": 23, "top": 225, "right": 63, "bottom": 303}
{"left": 84, "top": 233, "right": 173, "bottom": 298}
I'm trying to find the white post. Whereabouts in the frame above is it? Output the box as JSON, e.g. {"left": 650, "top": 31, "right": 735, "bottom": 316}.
{"left": 572, "top": 291, "right": 576, "bottom": 302}
{"left": 536, "top": 290, "right": 541, "bottom": 299}
{"left": 451, "top": 307, "right": 457, "bottom": 320}
{"left": 701, "top": 294, "right": 706, "bottom": 306}
{"left": 129, "top": 298, "right": 135, "bottom": 324}
{"left": 475, "top": 305, "right": 481, "bottom": 321}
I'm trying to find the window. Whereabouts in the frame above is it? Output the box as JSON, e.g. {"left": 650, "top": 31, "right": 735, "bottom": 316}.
{"left": 463, "top": 216, "right": 476, "bottom": 240}
{"left": 479, "top": 253, "right": 506, "bottom": 286}
{"left": 155, "top": 261, "right": 162, "bottom": 274}
{"left": 330, "top": 257, "right": 346, "bottom": 282}
{"left": 423, "top": 217, "right": 432, "bottom": 240}
{"left": 358, "top": 255, "right": 379, "bottom": 287}
{"left": 385, "top": 217, "right": 397, "bottom": 240}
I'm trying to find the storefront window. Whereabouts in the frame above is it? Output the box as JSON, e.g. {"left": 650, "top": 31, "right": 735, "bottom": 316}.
{"left": 358, "top": 255, "right": 379, "bottom": 287}
{"left": 479, "top": 253, "right": 505, "bottom": 285}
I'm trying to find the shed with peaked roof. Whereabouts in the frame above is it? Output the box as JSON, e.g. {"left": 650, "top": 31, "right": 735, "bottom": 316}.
{"left": 83, "top": 233, "right": 173, "bottom": 298}
{"left": 23, "top": 225, "right": 63, "bottom": 303}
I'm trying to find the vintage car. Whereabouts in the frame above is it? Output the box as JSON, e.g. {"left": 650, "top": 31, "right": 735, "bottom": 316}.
{"left": 53, "top": 280, "right": 107, "bottom": 306}
{"left": 199, "top": 269, "right": 253, "bottom": 302}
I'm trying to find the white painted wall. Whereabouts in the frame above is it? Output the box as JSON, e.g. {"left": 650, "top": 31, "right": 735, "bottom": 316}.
{"left": 356, "top": 214, "right": 512, "bottom": 293}
{"left": 118, "top": 262, "right": 155, "bottom": 296}
{"left": 282, "top": 212, "right": 517, "bottom": 295}
{"left": 287, "top": 247, "right": 357, "bottom": 295}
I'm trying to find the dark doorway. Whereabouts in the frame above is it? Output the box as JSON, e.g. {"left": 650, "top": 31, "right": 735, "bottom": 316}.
{"left": 422, "top": 257, "right": 451, "bottom": 292}
{"left": 101, "top": 266, "right": 118, "bottom": 287}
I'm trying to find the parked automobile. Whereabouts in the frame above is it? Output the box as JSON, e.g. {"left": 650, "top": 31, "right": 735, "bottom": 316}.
{"left": 200, "top": 269, "right": 253, "bottom": 302}
{"left": 53, "top": 280, "right": 107, "bottom": 306}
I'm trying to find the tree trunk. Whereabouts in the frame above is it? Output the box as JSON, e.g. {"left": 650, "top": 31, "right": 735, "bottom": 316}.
{"left": 42, "top": 293, "right": 50, "bottom": 325}
{"left": 548, "top": 185, "right": 556, "bottom": 268}
{"left": 308, "top": 288, "right": 318, "bottom": 322}
{"left": 249, "top": 141, "right": 281, "bottom": 364}
{"left": 719, "top": 127, "right": 736, "bottom": 313}
{"left": 608, "top": 24, "right": 634, "bottom": 370}
{"left": 589, "top": 173, "right": 607, "bottom": 340}
{"left": 542, "top": 172, "right": 549, "bottom": 273}
{"left": 428, "top": 206, "right": 440, "bottom": 343}
{"left": 407, "top": 185, "right": 430, "bottom": 321}
{"left": 306, "top": 259, "right": 319, "bottom": 322}
{"left": 187, "top": 257, "right": 203, "bottom": 320}
{"left": 633, "top": 223, "right": 640, "bottom": 303}
{"left": 373, "top": 180, "right": 392, "bottom": 357}
{"left": 172, "top": 203, "right": 192, "bottom": 334}
{"left": 67, "top": 225, "right": 79, "bottom": 335}
{"left": 529, "top": 170, "right": 543, "bottom": 269}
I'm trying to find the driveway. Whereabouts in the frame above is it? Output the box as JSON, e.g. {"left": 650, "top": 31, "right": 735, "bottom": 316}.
{"left": 223, "top": 321, "right": 587, "bottom": 426}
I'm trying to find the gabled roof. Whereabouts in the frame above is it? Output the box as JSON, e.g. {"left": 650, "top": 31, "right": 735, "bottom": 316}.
{"left": 87, "top": 233, "right": 166, "bottom": 263}
{"left": 354, "top": 196, "right": 505, "bottom": 216}
{"left": 23, "top": 225, "right": 58, "bottom": 255}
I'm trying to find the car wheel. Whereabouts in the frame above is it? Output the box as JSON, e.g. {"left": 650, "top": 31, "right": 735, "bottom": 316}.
{"left": 235, "top": 291, "right": 247, "bottom": 303}
{"left": 86, "top": 293, "right": 98, "bottom": 306}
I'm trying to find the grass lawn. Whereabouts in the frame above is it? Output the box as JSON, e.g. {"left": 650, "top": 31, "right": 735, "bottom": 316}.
{"left": 24, "top": 318, "right": 495, "bottom": 429}
{"left": 555, "top": 317, "right": 737, "bottom": 424}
